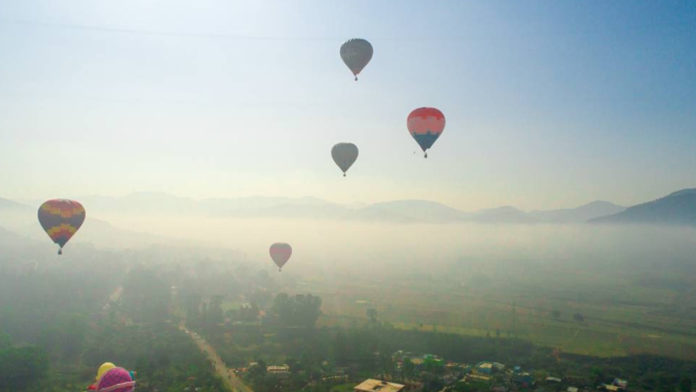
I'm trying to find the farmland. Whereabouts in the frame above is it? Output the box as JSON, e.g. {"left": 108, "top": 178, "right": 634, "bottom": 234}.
{"left": 282, "top": 251, "right": 696, "bottom": 360}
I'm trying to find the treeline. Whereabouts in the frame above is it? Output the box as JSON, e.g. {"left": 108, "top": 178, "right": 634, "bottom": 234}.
{"left": 195, "top": 290, "right": 696, "bottom": 392}
{"left": 0, "top": 249, "right": 249, "bottom": 392}
{"left": 81, "top": 322, "right": 226, "bottom": 392}
{"left": 0, "top": 334, "right": 48, "bottom": 392}
{"left": 222, "top": 322, "right": 696, "bottom": 392}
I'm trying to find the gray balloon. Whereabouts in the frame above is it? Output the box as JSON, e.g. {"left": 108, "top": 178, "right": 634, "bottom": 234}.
{"left": 331, "top": 143, "right": 359, "bottom": 176}
{"left": 340, "top": 38, "right": 373, "bottom": 81}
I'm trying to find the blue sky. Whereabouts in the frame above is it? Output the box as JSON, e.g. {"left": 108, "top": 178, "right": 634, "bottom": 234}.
{"left": 0, "top": 1, "right": 694, "bottom": 210}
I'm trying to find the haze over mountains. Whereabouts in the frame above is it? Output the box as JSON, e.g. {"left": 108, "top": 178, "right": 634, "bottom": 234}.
{"left": 592, "top": 188, "right": 696, "bottom": 226}
{"left": 9, "top": 192, "right": 629, "bottom": 224}
{"left": 1, "top": 189, "right": 693, "bottom": 270}
{"left": 6, "top": 188, "right": 696, "bottom": 229}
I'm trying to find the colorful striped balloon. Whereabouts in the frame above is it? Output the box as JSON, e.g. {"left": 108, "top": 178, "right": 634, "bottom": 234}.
{"left": 407, "top": 107, "right": 446, "bottom": 158}
{"left": 37, "top": 199, "right": 85, "bottom": 255}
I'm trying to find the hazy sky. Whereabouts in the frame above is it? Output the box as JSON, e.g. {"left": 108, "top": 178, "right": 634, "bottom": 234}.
{"left": 1, "top": 1, "right": 695, "bottom": 210}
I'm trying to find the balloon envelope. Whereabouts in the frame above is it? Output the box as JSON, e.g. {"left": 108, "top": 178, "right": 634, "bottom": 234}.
{"left": 97, "top": 367, "right": 135, "bottom": 392}
{"left": 38, "top": 199, "right": 86, "bottom": 254}
{"left": 96, "top": 362, "right": 116, "bottom": 383}
{"left": 331, "top": 143, "right": 359, "bottom": 176}
{"left": 340, "top": 38, "right": 373, "bottom": 80}
{"left": 269, "top": 243, "right": 292, "bottom": 271}
{"left": 407, "top": 107, "right": 445, "bottom": 157}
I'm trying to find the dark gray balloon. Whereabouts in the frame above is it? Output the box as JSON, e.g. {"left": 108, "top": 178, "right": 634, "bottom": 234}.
{"left": 331, "top": 143, "right": 359, "bottom": 176}
{"left": 340, "top": 39, "right": 373, "bottom": 81}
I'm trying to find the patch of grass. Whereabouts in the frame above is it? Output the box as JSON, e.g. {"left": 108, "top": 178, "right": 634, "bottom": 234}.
{"left": 331, "top": 382, "right": 357, "bottom": 392}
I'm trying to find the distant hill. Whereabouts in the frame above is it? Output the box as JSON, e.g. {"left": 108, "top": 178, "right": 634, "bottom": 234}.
{"left": 218, "top": 197, "right": 352, "bottom": 219}
{"left": 80, "top": 193, "right": 350, "bottom": 219}
{"left": 591, "top": 188, "right": 696, "bottom": 226}
{"left": 470, "top": 206, "right": 536, "bottom": 223}
{"left": 2, "top": 192, "right": 656, "bottom": 225}
{"left": 72, "top": 193, "right": 535, "bottom": 223}
{"left": 354, "top": 200, "right": 469, "bottom": 223}
{"left": 530, "top": 201, "right": 625, "bottom": 223}
{"left": 81, "top": 192, "right": 200, "bottom": 215}
{"left": 0, "top": 225, "right": 42, "bottom": 256}
{"left": 0, "top": 225, "right": 25, "bottom": 244}
{"left": 0, "top": 197, "right": 31, "bottom": 211}
{"left": 77, "top": 217, "right": 174, "bottom": 249}
{"left": 0, "top": 197, "right": 174, "bottom": 249}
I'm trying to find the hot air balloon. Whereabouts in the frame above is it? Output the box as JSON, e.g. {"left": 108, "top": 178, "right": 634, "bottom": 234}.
{"left": 96, "top": 363, "right": 116, "bottom": 383}
{"left": 269, "top": 243, "right": 292, "bottom": 271}
{"left": 88, "top": 362, "right": 117, "bottom": 390}
{"left": 95, "top": 367, "right": 135, "bottom": 392}
{"left": 37, "top": 199, "right": 85, "bottom": 255}
{"left": 340, "top": 38, "right": 373, "bottom": 81}
{"left": 407, "top": 107, "right": 445, "bottom": 158}
{"left": 331, "top": 143, "right": 359, "bottom": 177}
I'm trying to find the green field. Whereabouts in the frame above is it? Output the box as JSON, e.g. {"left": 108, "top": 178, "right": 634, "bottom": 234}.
{"left": 287, "top": 259, "right": 696, "bottom": 360}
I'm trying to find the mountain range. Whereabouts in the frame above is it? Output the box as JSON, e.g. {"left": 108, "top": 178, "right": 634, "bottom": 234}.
{"left": 2, "top": 189, "right": 695, "bottom": 252}
{"left": 6, "top": 192, "right": 625, "bottom": 224}
{"left": 5, "top": 188, "right": 696, "bottom": 227}
{"left": 591, "top": 188, "right": 696, "bottom": 226}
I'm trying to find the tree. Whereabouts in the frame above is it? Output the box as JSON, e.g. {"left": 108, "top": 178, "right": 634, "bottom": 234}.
{"left": 39, "top": 313, "right": 88, "bottom": 361}
{"left": 247, "top": 359, "right": 267, "bottom": 384}
{"left": 0, "top": 333, "right": 10, "bottom": 350}
{"left": 402, "top": 358, "right": 415, "bottom": 380}
{"left": 270, "top": 293, "right": 322, "bottom": 328}
{"left": 573, "top": 313, "right": 584, "bottom": 322}
{"left": 422, "top": 373, "right": 444, "bottom": 392}
{"left": 182, "top": 291, "right": 202, "bottom": 321}
{"left": 239, "top": 303, "right": 260, "bottom": 322}
{"left": 207, "top": 295, "right": 224, "bottom": 326}
{"left": 0, "top": 345, "right": 48, "bottom": 392}
{"left": 121, "top": 268, "right": 170, "bottom": 323}
{"left": 367, "top": 308, "right": 378, "bottom": 323}
{"left": 679, "top": 377, "right": 692, "bottom": 392}
{"left": 333, "top": 331, "right": 349, "bottom": 365}
{"left": 294, "top": 294, "right": 322, "bottom": 328}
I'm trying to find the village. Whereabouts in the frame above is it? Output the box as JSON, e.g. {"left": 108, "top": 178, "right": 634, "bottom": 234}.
{"left": 236, "top": 350, "right": 631, "bottom": 392}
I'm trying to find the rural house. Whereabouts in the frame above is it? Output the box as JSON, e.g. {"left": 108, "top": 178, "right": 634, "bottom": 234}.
{"left": 355, "top": 379, "right": 406, "bottom": 392}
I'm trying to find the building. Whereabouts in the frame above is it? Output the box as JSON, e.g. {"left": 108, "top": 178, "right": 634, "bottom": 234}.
{"left": 411, "top": 358, "right": 425, "bottom": 366}
{"left": 474, "top": 362, "right": 494, "bottom": 374}
{"left": 267, "top": 365, "right": 290, "bottom": 375}
{"left": 355, "top": 379, "right": 406, "bottom": 392}
{"left": 423, "top": 354, "right": 444, "bottom": 367}
{"left": 512, "top": 372, "right": 535, "bottom": 388}
{"left": 612, "top": 379, "right": 628, "bottom": 389}
{"left": 466, "top": 374, "right": 492, "bottom": 382}
{"left": 600, "top": 385, "right": 621, "bottom": 392}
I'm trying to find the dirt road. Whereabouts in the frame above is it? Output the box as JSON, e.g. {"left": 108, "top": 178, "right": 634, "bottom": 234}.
{"left": 180, "top": 324, "right": 254, "bottom": 392}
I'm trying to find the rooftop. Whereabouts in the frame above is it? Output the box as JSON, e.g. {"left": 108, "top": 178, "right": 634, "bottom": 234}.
{"left": 267, "top": 365, "right": 290, "bottom": 373}
{"left": 355, "top": 379, "right": 406, "bottom": 392}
